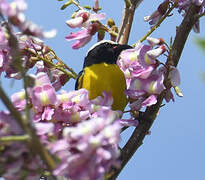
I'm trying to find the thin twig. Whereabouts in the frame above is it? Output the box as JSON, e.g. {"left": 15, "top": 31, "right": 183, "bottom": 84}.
{"left": 55, "top": 55, "right": 77, "bottom": 79}
{"left": 0, "top": 135, "right": 30, "bottom": 142}
{"left": 37, "top": 55, "right": 76, "bottom": 79}
{"left": 136, "top": 2, "right": 177, "bottom": 44}
{"left": 50, "top": 49, "right": 77, "bottom": 78}
{"left": 197, "top": 11, "right": 205, "bottom": 19}
{"left": 72, "top": 0, "right": 83, "bottom": 10}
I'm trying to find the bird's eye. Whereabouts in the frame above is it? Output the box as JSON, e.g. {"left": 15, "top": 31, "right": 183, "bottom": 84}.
{"left": 104, "top": 42, "right": 113, "bottom": 48}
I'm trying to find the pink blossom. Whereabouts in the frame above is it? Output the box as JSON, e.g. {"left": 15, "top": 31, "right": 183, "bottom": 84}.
{"left": 65, "top": 7, "right": 106, "bottom": 49}
{"left": 32, "top": 83, "right": 57, "bottom": 108}
{"left": 66, "top": 10, "right": 105, "bottom": 28}
{"left": 66, "top": 23, "right": 98, "bottom": 49}
{"left": 0, "top": 0, "right": 56, "bottom": 38}
{"left": 169, "top": 66, "right": 181, "bottom": 87}
{"left": 125, "top": 71, "right": 165, "bottom": 110}
{"left": 11, "top": 89, "right": 26, "bottom": 111}
{"left": 0, "top": 111, "right": 44, "bottom": 179}
{"left": 35, "top": 122, "right": 54, "bottom": 135}
{"left": 145, "top": 0, "right": 205, "bottom": 32}
{"left": 144, "top": 1, "right": 169, "bottom": 26}
{"left": 117, "top": 42, "right": 160, "bottom": 87}
{"left": 146, "top": 37, "right": 164, "bottom": 46}
{"left": 51, "top": 107, "right": 121, "bottom": 180}
{"left": 118, "top": 38, "right": 169, "bottom": 110}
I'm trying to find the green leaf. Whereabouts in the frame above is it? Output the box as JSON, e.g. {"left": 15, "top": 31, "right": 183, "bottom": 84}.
{"left": 61, "top": 0, "right": 73, "bottom": 10}
{"left": 57, "top": 0, "right": 64, "bottom": 1}
{"left": 195, "top": 38, "right": 205, "bottom": 52}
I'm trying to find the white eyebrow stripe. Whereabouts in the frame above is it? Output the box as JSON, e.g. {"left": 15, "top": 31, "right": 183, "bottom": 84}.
{"left": 86, "top": 40, "right": 118, "bottom": 56}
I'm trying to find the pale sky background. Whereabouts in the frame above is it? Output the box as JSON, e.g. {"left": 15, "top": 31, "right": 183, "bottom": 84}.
{"left": 1, "top": 0, "right": 205, "bottom": 179}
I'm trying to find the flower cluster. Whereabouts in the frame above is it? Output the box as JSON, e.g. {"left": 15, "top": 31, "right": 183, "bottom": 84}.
{"left": 0, "top": 0, "right": 56, "bottom": 38}
{"left": 0, "top": 111, "right": 44, "bottom": 180}
{"left": 117, "top": 37, "right": 181, "bottom": 111}
{"left": 0, "top": 28, "right": 69, "bottom": 92}
{"left": 0, "top": 0, "right": 57, "bottom": 81}
{"left": 144, "top": 0, "right": 205, "bottom": 32}
{"left": 65, "top": 1, "right": 106, "bottom": 49}
{"left": 51, "top": 107, "right": 121, "bottom": 179}
{"left": 0, "top": 31, "right": 41, "bottom": 78}
{"left": 0, "top": 31, "right": 46, "bottom": 78}
{"left": 0, "top": 72, "right": 123, "bottom": 179}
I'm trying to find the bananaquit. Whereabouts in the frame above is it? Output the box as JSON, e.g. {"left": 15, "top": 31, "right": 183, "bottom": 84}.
{"left": 75, "top": 40, "right": 132, "bottom": 111}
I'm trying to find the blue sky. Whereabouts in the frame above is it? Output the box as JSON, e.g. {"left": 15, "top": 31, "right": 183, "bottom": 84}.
{"left": 1, "top": 0, "right": 205, "bottom": 179}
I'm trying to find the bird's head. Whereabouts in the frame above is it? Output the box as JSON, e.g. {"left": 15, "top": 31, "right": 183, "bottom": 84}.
{"left": 83, "top": 40, "right": 132, "bottom": 67}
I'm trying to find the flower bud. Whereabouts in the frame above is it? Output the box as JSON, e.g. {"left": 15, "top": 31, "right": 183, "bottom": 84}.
{"left": 146, "top": 37, "right": 164, "bottom": 46}
{"left": 174, "top": 86, "right": 183, "bottom": 97}
{"left": 107, "top": 18, "right": 115, "bottom": 28}
{"left": 93, "top": 0, "right": 100, "bottom": 12}
{"left": 146, "top": 45, "right": 166, "bottom": 59}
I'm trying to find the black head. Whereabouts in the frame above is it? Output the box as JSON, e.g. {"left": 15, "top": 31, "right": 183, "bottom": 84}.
{"left": 83, "top": 40, "right": 132, "bottom": 68}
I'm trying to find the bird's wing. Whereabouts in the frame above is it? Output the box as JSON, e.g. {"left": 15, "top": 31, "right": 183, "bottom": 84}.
{"left": 75, "top": 70, "right": 84, "bottom": 90}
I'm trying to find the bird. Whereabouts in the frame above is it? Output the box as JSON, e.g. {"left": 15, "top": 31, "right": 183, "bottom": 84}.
{"left": 75, "top": 40, "right": 132, "bottom": 111}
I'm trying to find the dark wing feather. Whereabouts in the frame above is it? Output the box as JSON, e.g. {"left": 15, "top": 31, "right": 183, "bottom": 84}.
{"left": 75, "top": 70, "right": 84, "bottom": 90}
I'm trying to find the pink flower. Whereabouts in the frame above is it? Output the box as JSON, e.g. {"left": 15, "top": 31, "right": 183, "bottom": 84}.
{"left": 91, "top": 91, "right": 113, "bottom": 107}
{"left": 0, "top": 111, "right": 44, "bottom": 179}
{"left": 28, "top": 73, "right": 57, "bottom": 113}
{"left": 128, "top": 71, "right": 165, "bottom": 96}
{"left": 169, "top": 66, "right": 181, "bottom": 87}
{"left": 145, "top": 0, "right": 205, "bottom": 32}
{"left": 32, "top": 83, "right": 57, "bottom": 108}
{"left": 118, "top": 42, "right": 164, "bottom": 88}
{"left": 144, "top": 1, "right": 169, "bottom": 26}
{"left": 118, "top": 38, "right": 169, "bottom": 110}
{"left": 35, "top": 122, "right": 54, "bottom": 135}
{"left": 0, "top": 0, "right": 56, "bottom": 38}
{"left": 66, "top": 23, "right": 99, "bottom": 49}
{"left": 125, "top": 69, "right": 166, "bottom": 110}
{"left": 65, "top": 7, "right": 106, "bottom": 49}
{"left": 11, "top": 89, "right": 26, "bottom": 111}
{"left": 146, "top": 37, "right": 164, "bottom": 46}
{"left": 51, "top": 107, "right": 121, "bottom": 180}
{"left": 66, "top": 10, "right": 105, "bottom": 28}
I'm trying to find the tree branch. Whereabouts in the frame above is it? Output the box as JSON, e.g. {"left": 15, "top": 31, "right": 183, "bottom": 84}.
{"left": 172, "top": 4, "right": 201, "bottom": 67}
{"left": 117, "top": 0, "right": 143, "bottom": 44}
{"left": 108, "top": 92, "right": 164, "bottom": 180}
{"left": 108, "top": 3, "right": 201, "bottom": 179}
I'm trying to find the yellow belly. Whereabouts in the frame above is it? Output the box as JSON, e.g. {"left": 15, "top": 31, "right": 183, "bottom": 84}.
{"left": 82, "top": 63, "right": 127, "bottom": 111}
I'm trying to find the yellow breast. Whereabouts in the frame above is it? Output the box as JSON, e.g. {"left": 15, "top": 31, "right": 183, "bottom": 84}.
{"left": 82, "top": 62, "right": 127, "bottom": 111}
